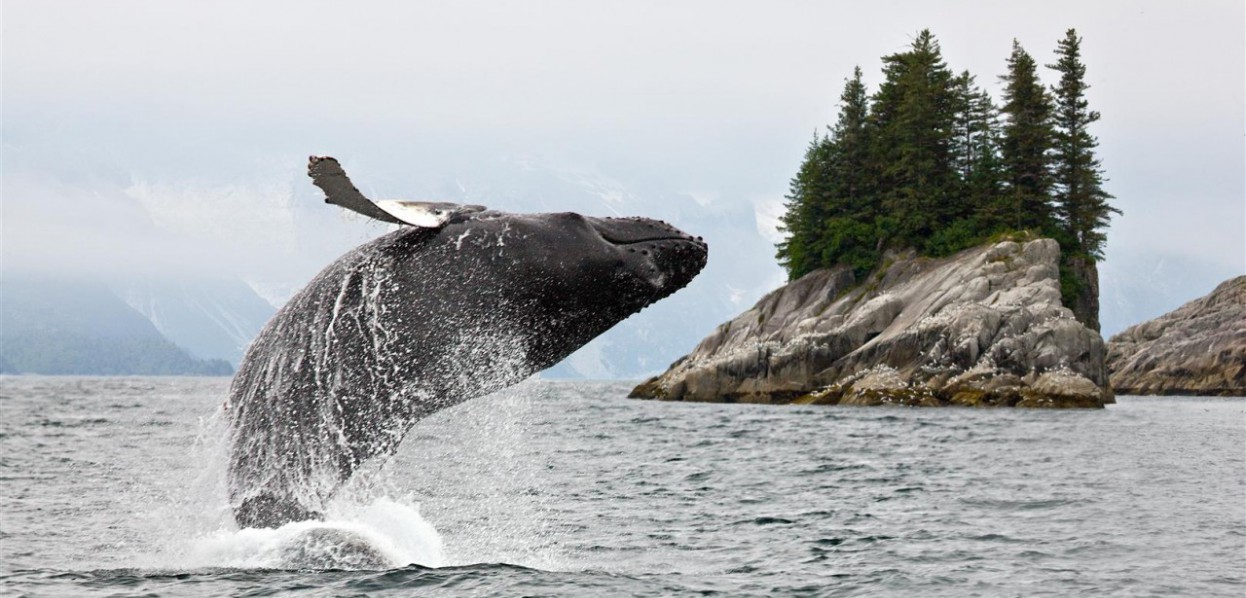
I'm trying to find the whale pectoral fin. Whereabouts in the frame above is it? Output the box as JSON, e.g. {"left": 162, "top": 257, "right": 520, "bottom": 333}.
{"left": 308, "top": 155, "right": 405, "bottom": 225}
{"left": 374, "top": 200, "right": 487, "bottom": 228}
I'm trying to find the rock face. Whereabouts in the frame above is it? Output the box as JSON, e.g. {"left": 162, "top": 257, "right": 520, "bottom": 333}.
{"left": 1106, "top": 276, "right": 1245, "bottom": 396}
{"left": 632, "top": 239, "right": 1112, "bottom": 408}
{"left": 1065, "top": 255, "right": 1102, "bottom": 333}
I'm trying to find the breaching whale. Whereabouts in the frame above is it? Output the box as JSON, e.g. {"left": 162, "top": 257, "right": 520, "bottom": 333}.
{"left": 225, "top": 156, "right": 707, "bottom": 529}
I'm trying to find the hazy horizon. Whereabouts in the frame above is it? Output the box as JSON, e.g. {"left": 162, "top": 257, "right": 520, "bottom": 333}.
{"left": 4, "top": 1, "right": 1243, "bottom": 354}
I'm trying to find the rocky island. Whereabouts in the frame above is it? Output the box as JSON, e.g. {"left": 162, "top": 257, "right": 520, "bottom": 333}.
{"left": 632, "top": 238, "right": 1112, "bottom": 408}
{"left": 632, "top": 29, "right": 1122, "bottom": 409}
{"left": 1106, "top": 276, "right": 1245, "bottom": 396}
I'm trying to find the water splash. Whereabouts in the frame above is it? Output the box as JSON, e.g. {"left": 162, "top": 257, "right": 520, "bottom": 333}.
{"left": 179, "top": 498, "right": 445, "bottom": 570}
{"left": 135, "top": 379, "right": 558, "bottom": 572}
{"left": 138, "top": 406, "right": 447, "bottom": 571}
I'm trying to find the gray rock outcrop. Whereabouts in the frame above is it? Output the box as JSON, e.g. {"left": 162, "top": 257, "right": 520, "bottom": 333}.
{"left": 632, "top": 238, "right": 1112, "bottom": 408}
{"left": 1106, "top": 276, "right": 1245, "bottom": 396}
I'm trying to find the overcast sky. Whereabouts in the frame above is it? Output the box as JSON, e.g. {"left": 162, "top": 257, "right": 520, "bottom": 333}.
{"left": 4, "top": 1, "right": 1243, "bottom": 326}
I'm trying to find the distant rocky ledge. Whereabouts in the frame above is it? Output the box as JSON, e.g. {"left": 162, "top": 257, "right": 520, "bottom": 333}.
{"left": 1106, "top": 276, "right": 1245, "bottom": 396}
{"left": 632, "top": 238, "right": 1111, "bottom": 408}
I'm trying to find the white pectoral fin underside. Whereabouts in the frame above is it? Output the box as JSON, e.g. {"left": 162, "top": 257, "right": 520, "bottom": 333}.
{"left": 308, "top": 155, "right": 486, "bottom": 227}
{"left": 375, "top": 200, "right": 488, "bottom": 228}
{"left": 375, "top": 201, "right": 455, "bottom": 228}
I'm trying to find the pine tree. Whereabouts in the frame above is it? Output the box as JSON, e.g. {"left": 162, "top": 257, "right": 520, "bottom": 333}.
{"left": 966, "top": 83, "right": 1005, "bottom": 225}
{"left": 1048, "top": 28, "right": 1119, "bottom": 260}
{"left": 999, "top": 40, "right": 1056, "bottom": 234}
{"left": 775, "top": 30, "right": 1114, "bottom": 286}
{"left": 950, "top": 71, "right": 1004, "bottom": 222}
{"left": 870, "top": 29, "right": 958, "bottom": 248}
{"left": 777, "top": 68, "right": 878, "bottom": 280}
{"left": 817, "top": 66, "right": 879, "bottom": 277}
{"left": 776, "top": 132, "right": 833, "bottom": 279}
{"left": 828, "top": 66, "right": 872, "bottom": 218}
{"left": 923, "top": 70, "right": 1005, "bottom": 255}
{"left": 950, "top": 71, "right": 979, "bottom": 185}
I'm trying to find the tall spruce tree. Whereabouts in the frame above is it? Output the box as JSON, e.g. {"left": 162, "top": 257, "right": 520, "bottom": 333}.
{"left": 817, "top": 66, "right": 879, "bottom": 277}
{"left": 950, "top": 72, "right": 980, "bottom": 185}
{"left": 964, "top": 81, "right": 1005, "bottom": 227}
{"left": 776, "top": 68, "right": 876, "bottom": 280}
{"left": 999, "top": 40, "right": 1056, "bottom": 234}
{"left": 870, "top": 30, "right": 958, "bottom": 248}
{"left": 924, "top": 70, "right": 1005, "bottom": 255}
{"left": 828, "top": 66, "right": 872, "bottom": 218}
{"left": 1048, "top": 28, "right": 1119, "bottom": 260}
{"left": 950, "top": 72, "right": 1004, "bottom": 218}
{"left": 776, "top": 132, "right": 833, "bottom": 279}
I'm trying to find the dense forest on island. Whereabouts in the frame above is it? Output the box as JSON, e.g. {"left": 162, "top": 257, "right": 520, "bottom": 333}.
{"left": 776, "top": 29, "right": 1119, "bottom": 326}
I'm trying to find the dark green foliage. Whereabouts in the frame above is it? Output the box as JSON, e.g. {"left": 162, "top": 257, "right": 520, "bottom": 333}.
{"left": 1048, "top": 28, "right": 1120, "bottom": 261}
{"left": 777, "top": 66, "right": 877, "bottom": 280}
{"left": 952, "top": 72, "right": 1006, "bottom": 228}
{"left": 776, "top": 132, "right": 835, "bottom": 279}
{"left": 923, "top": 216, "right": 988, "bottom": 257}
{"left": 820, "top": 216, "right": 879, "bottom": 279}
{"left": 869, "top": 30, "right": 959, "bottom": 247}
{"left": 775, "top": 28, "right": 1118, "bottom": 315}
{"left": 999, "top": 40, "right": 1056, "bottom": 233}
{"left": 1059, "top": 260, "right": 1086, "bottom": 313}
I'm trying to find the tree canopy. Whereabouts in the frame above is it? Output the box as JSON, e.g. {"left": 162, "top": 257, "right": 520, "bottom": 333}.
{"left": 776, "top": 29, "right": 1119, "bottom": 286}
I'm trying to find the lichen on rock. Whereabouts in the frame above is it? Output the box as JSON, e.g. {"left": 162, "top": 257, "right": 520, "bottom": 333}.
{"left": 631, "top": 239, "right": 1111, "bottom": 408}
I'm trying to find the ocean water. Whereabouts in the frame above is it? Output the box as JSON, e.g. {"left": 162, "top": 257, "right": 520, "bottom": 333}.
{"left": 1, "top": 377, "right": 1243, "bottom": 597}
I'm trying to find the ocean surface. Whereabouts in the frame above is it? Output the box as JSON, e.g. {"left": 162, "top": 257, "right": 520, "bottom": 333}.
{"left": 1, "top": 377, "right": 1242, "bottom": 597}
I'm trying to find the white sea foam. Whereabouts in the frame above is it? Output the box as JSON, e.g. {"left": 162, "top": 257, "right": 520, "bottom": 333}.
{"left": 140, "top": 377, "right": 552, "bottom": 573}
{"left": 180, "top": 498, "right": 445, "bottom": 570}
{"left": 141, "top": 404, "right": 447, "bottom": 572}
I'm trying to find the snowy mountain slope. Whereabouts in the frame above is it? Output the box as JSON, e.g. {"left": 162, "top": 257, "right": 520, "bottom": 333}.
{"left": 0, "top": 277, "right": 232, "bottom": 375}
{"left": 116, "top": 278, "right": 276, "bottom": 366}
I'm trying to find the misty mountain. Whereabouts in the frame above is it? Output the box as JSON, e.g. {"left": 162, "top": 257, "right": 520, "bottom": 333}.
{"left": 115, "top": 152, "right": 789, "bottom": 379}
{"left": 7, "top": 147, "right": 1232, "bottom": 380}
{"left": 0, "top": 277, "right": 232, "bottom": 375}
{"left": 116, "top": 278, "right": 276, "bottom": 366}
{"left": 1099, "top": 250, "right": 1244, "bottom": 337}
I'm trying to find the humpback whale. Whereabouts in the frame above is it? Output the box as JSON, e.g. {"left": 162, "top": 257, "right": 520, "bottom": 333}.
{"left": 225, "top": 156, "right": 707, "bottom": 529}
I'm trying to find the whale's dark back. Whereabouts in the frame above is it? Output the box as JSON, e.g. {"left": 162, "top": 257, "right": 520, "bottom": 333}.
{"left": 226, "top": 212, "right": 706, "bottom": 528}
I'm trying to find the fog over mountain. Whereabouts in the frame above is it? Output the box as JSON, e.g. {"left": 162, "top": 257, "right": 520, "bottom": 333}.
{"left": 4, "top": 143, "right": 788, "bottom": 375}
{"left": 3, "top": 1, "right": 1242, "bottom": 376}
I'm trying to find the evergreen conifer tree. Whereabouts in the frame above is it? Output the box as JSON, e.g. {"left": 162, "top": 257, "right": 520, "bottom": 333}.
{"left": 951, "top": 73, "right": 1004, "bottom": 216}
{"left": 776, "top": 132, "right": 833, "bottom": 279}
{"left": 999, "top": 40, "right": 1056, "bottom": 234}
{"left": 1048, "top": 28, "right": 1119, "bottom": 260}
{"left": 774, "top": 29, "right": 1114, "bottom": 288}
{"left": 817, "top": 66, "right": 879, "bottom": 277}
{"left": 869, "top": 30, "right": 957, "bottom": 248}
{"left": 828, "top": 66, "right": 872, "bottom": 217}
{"left": 925, "top": 71, "right": 1005, "bottom": 255}
{"left": 965, "top": 82, "right": 1005, "bottom": 226}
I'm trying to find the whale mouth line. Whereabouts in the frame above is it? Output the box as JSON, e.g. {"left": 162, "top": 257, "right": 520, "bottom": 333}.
{"left": 605, "top": 235, "right": 701, "bottom": 247}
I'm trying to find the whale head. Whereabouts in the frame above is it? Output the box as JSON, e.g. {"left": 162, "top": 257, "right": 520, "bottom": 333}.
{"left": 585, "top": 215, "right": 709, "bottom": 299}
{"left": 391, "top": 211, "right": 708, "bottom": 370}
